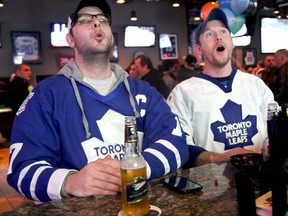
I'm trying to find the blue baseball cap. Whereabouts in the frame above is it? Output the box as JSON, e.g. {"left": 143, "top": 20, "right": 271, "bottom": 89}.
{"left": 195, "top": 8, "right": 230, "bottom": 44}
{"left": 69, "top": 0, "right": 111, "bottom": 29}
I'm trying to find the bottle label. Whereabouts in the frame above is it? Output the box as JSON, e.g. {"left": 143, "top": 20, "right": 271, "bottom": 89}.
{"left": 125, "top": 125, "right": 138, "bottom": 142}
{"left": 125, "top": 176, "right": 148, "bottom": 204}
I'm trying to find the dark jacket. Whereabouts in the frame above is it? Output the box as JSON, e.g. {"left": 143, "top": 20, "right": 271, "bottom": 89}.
{"left": 141, "top": 68, "right": 170, "bottom": 98}
{"left": 7, "top": 76, "right": 30, "bottom": 113}
{"left": 177, "top": 67, "right": 198, "bottom": 83}
{"left": 276, "top": 61, "right": 288, "bottom": 106}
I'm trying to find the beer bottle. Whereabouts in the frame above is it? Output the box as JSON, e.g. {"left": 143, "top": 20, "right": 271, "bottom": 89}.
{"left": 263, "top": 102, "right": 279, "bottom": 161}
{"left": 121, "top": 116, "right": 149, "bottom": 216}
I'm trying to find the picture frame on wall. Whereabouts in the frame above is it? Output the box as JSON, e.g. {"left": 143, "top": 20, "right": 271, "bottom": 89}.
{"left": 11, "top": 31, "right": 42, "bottom": 64}
{"left": 242, "top": 48, "right": 257, "bottom": 67}
{"left": 159, "top": 33, "right": 178, "bottom": 60}
{"left": 57, "top": 54, "right": 75, "bottom": 68}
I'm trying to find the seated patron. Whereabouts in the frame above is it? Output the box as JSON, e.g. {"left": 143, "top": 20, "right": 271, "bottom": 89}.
{"left": 7, "top": 64, "right": 32, "bottom": 114}
{"left": 7, "top": 0, "right": 188, "bottom": 203}
{"left": 167, "top": 8, "right": 275, "bottom": 167}
{"left": 134, "top": 55, "right": 170, "bottom": 98}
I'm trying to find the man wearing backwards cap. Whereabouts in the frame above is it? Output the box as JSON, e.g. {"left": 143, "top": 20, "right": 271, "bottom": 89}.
{"left": 7, "top": 0, "right": 188, "bottom": 202}
{"left": 168, "top": 8, "right": 275, "bottom": 167}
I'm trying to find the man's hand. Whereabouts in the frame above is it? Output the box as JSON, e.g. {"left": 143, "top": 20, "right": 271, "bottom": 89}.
{"left": 64, "top": 155, "right": 121, "bottom": 197}
{"left": 195, "top": 147, "right": 255, "bottom": 166}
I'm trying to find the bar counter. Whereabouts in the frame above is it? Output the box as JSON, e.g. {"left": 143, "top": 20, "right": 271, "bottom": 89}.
{"left": 3, "top": 162, "right": 240, "bottom": 216}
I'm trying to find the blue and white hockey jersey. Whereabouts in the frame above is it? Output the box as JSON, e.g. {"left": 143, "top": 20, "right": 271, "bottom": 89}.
{"left": 168, "top": 68, "right": 275, "bottom": 154}
{"left": 7, "top": 61, "right": 188, "bottom": 202}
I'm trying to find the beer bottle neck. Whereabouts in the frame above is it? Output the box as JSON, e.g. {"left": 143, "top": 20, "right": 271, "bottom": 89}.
{"left": 124, "top": 141, "right": 139, "bottom": 156}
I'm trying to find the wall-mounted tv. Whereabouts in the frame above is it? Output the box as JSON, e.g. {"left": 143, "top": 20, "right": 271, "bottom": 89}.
{"left": 124, "top": 26, "right": 156, "bottom": 47}
{"left": 261, "top": 17, "right": 288, "bottom": 53}
{"left": 50, "top": 23, "right": 69, "bottom": 48}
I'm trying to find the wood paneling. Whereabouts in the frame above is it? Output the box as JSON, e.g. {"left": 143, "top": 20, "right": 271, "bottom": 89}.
{"left": 0, "top": 142, "right": 34, "bottom": 213}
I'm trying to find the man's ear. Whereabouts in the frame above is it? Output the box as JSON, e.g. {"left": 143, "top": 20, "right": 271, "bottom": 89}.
{"left": 194, "top": 44, "right": 203, "bottom": 62}
{"left": 111, "top": 33, "right": 115, "bottom": 45}
{"left": 66, "top": 33, "right": 75, "bottom": 48}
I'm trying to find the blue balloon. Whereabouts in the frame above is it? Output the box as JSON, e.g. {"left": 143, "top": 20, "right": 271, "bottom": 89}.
{"left": 230, "top": 0, "right": 249, "bottom": 15}
{"left": 218, "top": 0, "right": 231, "bottom": 9}
{"left": 222, "top": 8, "right": 235, "bottom": 29}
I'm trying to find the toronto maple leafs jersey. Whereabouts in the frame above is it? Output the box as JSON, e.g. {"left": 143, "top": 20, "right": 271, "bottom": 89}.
{"left": 7, "top": 61, "right": 188, "bottom": 202}
{"left": 167, "top": 68, "right": 275, "bottom": 154}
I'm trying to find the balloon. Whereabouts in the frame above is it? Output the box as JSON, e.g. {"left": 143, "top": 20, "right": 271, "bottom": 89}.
{"left": 230, "top": 15, "right": 246, "bottom": 34}
{"left": 230, "top": 0, "right": 250, "bottom": 15}
{"left": 218, "top": 0, "right": 230, "bottom": 9}
{"left": 222, "top": 8, "right": 235, "bottom": 29}
{"left": 200, "top": 2, "right": 219, "bottom": 20}
{"left": 246, "top": 0, "right": 258, "bottom": 15}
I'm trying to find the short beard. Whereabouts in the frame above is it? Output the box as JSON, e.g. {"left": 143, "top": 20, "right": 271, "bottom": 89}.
{"left": 78, "top": 43, "right": 113, "bottom": 63}
{"left": 82, "top": 48, "right": 111, "bottom": 63}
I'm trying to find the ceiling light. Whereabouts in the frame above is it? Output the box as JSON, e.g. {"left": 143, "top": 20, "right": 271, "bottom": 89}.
{"left": 273, "top": 8, "right": 280, "bottom": 14}
{"left": 172, "top": 0, "right": 180, "bottom": 8}
{"left": 130, "top": 10, "right": 137, "bottom": 21}
{"left": 116, "top": 0, "right": 126, "bottom": 4}
{"left": 0, "top": 0, "right": 4, "bottom": 7}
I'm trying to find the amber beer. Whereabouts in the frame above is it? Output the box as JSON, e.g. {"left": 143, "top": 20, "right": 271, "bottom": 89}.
{"left": 121, "top": 116, "right": 149, "bottom": 216}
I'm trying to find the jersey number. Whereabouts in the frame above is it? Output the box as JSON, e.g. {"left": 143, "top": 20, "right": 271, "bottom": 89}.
{"left": 7, "top": 143, "right": 23, "bottom": 175}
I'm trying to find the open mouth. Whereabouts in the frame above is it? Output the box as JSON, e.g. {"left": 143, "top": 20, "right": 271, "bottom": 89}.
{"left": 216, "top": 45, "right": 225, "bottom": 52}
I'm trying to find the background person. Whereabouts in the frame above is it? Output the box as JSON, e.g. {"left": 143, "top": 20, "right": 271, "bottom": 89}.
{"left": 252, "top": 60, "right": 265, "bottom": 78}
{"left": 125, "top": 61, "right": 139, "bottom": 78}
{"left": 261, "top": 55, "right": 280, "bottom": 97}
{"left": 7, "top": 0, "right": 188, "bottom": 203}
{"left": 158, "top": 60, "right": 179, "bottom": 93}
{"left": 177, "top": 54, "right": 198, "bottom": 83}
{"left": 274, "top": 49, "right": 288, "bottom": 106}
{"left": 134, "top": 55, "right": 170, "bottom": 98}
{"left": 7, "top": 64, "right": 32, "bottom": 114}
{"left": 167, "top": 8, "right": 275, "bottom": 167}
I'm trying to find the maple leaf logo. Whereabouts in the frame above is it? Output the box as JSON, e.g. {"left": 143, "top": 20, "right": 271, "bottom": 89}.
{"left": 211, "top": 100, "right": 258, "bottom": 150}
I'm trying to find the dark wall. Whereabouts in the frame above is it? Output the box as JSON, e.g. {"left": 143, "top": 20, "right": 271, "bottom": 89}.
{"left": 0, "top": 0, "right": 277, "bottom": 79}
{"left": 0, "top": 0, "right": 188, "bottom": 78}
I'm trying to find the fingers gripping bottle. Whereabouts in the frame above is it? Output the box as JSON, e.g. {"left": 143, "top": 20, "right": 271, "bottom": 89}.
{"left": 121, "top": 116, "right": 149, "bottom": 216}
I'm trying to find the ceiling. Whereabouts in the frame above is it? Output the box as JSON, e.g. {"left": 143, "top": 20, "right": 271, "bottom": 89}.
{"left": 127, "top": 0, "right": 285, "bottom": 16}
{"left": 184, "top": 0, "right": 277, "bottom": 10}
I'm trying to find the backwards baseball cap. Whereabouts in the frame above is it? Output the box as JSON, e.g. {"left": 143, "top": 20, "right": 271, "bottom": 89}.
{"left": 194, "top": 8, "right": 230, "bottom": 44}
{"left": 68, "top": 0, "right": 111, "bottom": 30}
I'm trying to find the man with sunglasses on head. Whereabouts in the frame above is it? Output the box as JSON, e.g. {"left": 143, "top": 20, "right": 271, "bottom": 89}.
{"left": 7, "top": 0, "right": 188, "bottom": 202}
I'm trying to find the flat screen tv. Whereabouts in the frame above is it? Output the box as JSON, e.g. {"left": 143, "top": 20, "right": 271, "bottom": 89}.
{"left": 124, "top": 26, "right": 156, "bottom": 47}
{"left": 261, "top": 17, "right": 288, "bottom": 53}
{"left": 50, "top": 23, "right": 69, "bottom": 48}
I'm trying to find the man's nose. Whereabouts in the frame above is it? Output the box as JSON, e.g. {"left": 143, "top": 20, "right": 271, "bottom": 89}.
{"left": 92, "top": 17, "right": 101, "bottom": 29}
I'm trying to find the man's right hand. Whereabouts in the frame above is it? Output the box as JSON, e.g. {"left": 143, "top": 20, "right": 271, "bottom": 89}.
{"left": 64, "top": 155, "right": 121, "bottom": 197}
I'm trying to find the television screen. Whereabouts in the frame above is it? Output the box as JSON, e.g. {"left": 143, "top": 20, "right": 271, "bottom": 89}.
{"left": 124, "top": 26, "right": 156, "bottom": 47}
{"left": 261, "top": 17, "right": 288, "bottom": 53}
{"left": 50, "top": 23, "right": 69, "bottom": 47}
